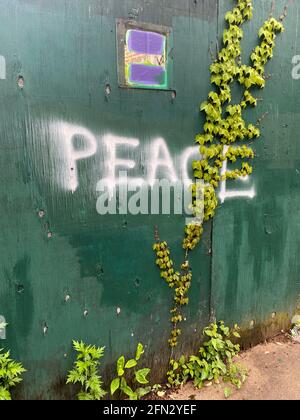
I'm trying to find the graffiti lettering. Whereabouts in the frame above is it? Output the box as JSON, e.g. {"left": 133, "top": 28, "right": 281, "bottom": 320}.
{"left": 292, "top": 55, "right": 300, "bottom": 80}
{"left": 53, "top": 122, "right": 255, "bottom": 203}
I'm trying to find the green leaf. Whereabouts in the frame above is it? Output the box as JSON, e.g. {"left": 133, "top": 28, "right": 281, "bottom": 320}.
{"left": 135, "top": 368, "right": 150, "bottom": 385}
{"left": 110, "top": 378, "right": 120, "bottom": 395}
{"left": 120, "top": 378, "right": 136, "bottom": 399}
{"left": 179, "top": 355, "right": 186, "bottom": 365}
{"left": 173, "top": 362, "right": 179, "bottom": 371}
{"left": 224, "top": 387, "right": 232, "bottom": 399}
{"left": 0, "top": 386, "right": 11, "bottom": 401}
{"left": 78, "top": 391, "right": 94, "bottom": 400}
{"left": 129, "top": 392, "right": 138, "bottom": 400}
{"left": 135, "top": 343, "right": 144, "bottom": 361}
{"left": 73, "top": 340, "right": 85, "bottom": 353}
{"left": 136, "top": 386, "right": 152, "bottom": 398}
{"left": 66, "top": 370, "right": 83, "bottom": 385}
{"left": 125, "top": 359, "right": 137, "bottom": 369}
{"left": 117, "top": 356, "right": 125, "bottom": 376}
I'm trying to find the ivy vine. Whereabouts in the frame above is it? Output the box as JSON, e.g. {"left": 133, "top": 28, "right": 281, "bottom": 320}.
{"left": 153, "top": 0, "right": 285, "bottom": 350}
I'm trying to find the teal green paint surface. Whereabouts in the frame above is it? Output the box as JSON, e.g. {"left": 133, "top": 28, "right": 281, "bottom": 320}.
{"left": 212, "top": 0, "right": 300, "bottom": 327}
{"left": 0, "top": 0, "right": 215, "bottom": 399}
{"left": 0, "top": 0, "right": 298, "bottom": 399}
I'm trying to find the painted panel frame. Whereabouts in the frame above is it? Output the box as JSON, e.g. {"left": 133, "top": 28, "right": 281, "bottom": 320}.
{"left": 116, "top": 19, "right": 174, "bottom": 90}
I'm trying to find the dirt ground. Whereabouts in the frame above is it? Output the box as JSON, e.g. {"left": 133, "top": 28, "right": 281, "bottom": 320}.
{"left": 169, "top": 336, "right": 300, "bottom": 400}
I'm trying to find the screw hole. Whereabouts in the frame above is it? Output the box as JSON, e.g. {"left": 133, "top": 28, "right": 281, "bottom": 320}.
{"left": 16, "top": 284, "right": 24, "bottom": 294}
{"left": 38, "top": 210, "right": 45, "bottom": 218}
{"left": 105, "top": 84, "right": 111, "bottom": 96}
{"left": 17, "top": 75, "right": 25, "bottom": 89}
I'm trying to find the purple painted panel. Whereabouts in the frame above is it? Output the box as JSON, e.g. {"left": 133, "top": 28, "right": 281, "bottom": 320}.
{"left": 129, "top": 64, "right": 165, "bottom": 85}
{"left": 128, "top": 30, "right": 165, "bottom": 55}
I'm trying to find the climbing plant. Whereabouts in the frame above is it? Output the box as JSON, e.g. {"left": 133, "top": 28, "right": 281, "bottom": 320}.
{"left": 153, "top": 0, "right": 285, "bottom": 350}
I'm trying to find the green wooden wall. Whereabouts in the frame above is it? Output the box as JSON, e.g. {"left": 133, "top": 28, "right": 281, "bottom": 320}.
{"left": 0, "top": 0, "right": 299, "bottom": 399}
